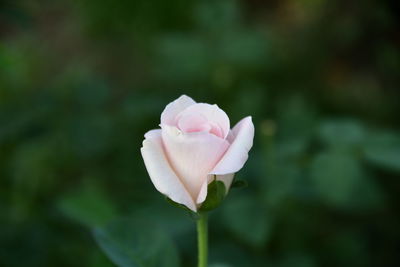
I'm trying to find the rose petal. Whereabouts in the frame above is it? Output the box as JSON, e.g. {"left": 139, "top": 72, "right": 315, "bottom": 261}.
{"left": 211, "top": 116, "right": 254, "bottom": 175}
{"left": 140, "top": 129, "right": 196, "bottom": 211}
{"left": 176, "top": 103, "right": 230, "bottom": 139}
{"left": 161, "top": 125, "right": 230, "bottom": 201}
{"left": 144, "top": 129, "right": 161, "bottom": 139}
{"left": 161, "top": 95, "right": 196, "bottom": 126}
{"left": 177, "top": 113, "right": 211, "bottom": 133}
{"left": 196, "top": 174, "right": 214, "bottom": 204}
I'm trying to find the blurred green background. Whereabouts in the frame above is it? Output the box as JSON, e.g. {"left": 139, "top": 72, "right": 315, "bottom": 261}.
{"left": 1, "top": 0, "right": 400, "bottom": 266}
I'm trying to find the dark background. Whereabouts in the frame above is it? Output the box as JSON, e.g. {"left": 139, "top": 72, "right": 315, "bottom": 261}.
{"left": 1, "top": 0, "right": 400, "bottom": 266}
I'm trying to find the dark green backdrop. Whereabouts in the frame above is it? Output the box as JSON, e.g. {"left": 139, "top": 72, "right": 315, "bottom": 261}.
{"left": 1, "top": 0, "right": 399, "bottom": 266}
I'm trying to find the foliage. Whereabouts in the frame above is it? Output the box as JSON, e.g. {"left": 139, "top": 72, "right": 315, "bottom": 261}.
{"left": 0, "top": 0, "right": 399, "bottom": 266}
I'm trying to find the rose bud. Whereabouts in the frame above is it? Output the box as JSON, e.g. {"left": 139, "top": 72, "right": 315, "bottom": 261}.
{"left": 141, "top": 95, "right": 254, "bottom": 212}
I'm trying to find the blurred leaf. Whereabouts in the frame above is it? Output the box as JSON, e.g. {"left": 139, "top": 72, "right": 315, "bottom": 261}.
{"left": 10, "top": 138, "right": 57, "bottom": 221}
{"left": 275, "top": 252, "right": 316, "bottom": 267}
{"left": 200, "top": 180, "right": 226, "bottom": 212}
{"left": 318, "top": 119, "right": 365, "bottom": 148}
{"left": 219, "top": 30, "right": 267, "bottom": 68}
{"left": 127, "top": 203, "right": 193, "bottom": 238}
{"left": 262, "top": 138, "right": 302, "bottom": 206}
{"left": 93, "top": 218, "right": 180, "bottom": 267}
{"left": 59, "top": 180, "right": 117, "bottom": 227}
{"left": 230, "top": 85, "right": 266, "bottom": 120}
{"left": 195, "top": 0, "right": 240, "bottom": 30}
{"left": 222, "top": 194, "right": 272, "bottom": 247}
{"left": 310, "top": 151, "right": 362, "bottom": 208}
{"left": 277, "top": 95, "right": 317, "bottom": 141}
{"left": 155, "top": 35, "right": 210, "bottom": 82}
{"left": 363, "top": 131, "right": 400, "bottom": 172}
{"left": 68, "top": 114, "right": 113, "bottom": 159}
{"left": 264, "top": 163, "right": 301, "bottom": 206}
{"left": 350, "top": 175, "right": 385, "bottom": 211}
{"left": 325, "top": 231, "right": 368, "bottom": 267}
{"left": 88, "top": 249, "right": 115, "bottom": 267}
{"left": 210, "top": 240, "right": 261, "bottom": 266}
{"left": 0, "top": 43, "right": 32, "bottom": 90}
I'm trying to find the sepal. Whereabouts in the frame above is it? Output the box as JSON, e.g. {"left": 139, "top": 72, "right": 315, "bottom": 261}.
{"left": 230, "top": 179, "right": 248, "bottom": 189}
{"left": 199, "top": 179, "right": 226, "bottom": 212}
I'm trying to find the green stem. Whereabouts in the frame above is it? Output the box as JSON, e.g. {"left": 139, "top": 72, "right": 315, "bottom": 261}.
{"left": 197, "top": 212, "right": 208, "bottom": 267}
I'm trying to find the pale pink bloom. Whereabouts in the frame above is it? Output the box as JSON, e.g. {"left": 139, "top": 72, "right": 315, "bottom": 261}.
{"left": 141, "top": 95, "right": 254, "bottom": 211}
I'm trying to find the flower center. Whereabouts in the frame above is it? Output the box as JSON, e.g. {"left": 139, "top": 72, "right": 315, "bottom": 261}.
{"left": 177, "top": 113, "right": 224, "bottom": 138}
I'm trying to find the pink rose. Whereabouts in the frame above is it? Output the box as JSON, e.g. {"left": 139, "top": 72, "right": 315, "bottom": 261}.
{"left": 141, "top": 95, "right": 254, "bottom": 211}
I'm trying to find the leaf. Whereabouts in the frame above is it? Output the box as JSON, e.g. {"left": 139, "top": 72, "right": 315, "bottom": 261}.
{"left": 155, "top": 35, "right": 210, "bottom": 82}
{"left": 58, "top": 180, "right": 117, "bottom": 227}
{"left": 265, "top": 164, "right": 300, "bottom": 206}
{"left": 199, "top": 180, "right": 226, "bottom": 212}
{"left": 277, "top": 95, "right": 317, "bottom": 142}
{"left": 310, "top": 152, "right": 362, "bottom": 208}
{"left": 262, "top": 143, "right": 301, "bottom": 206}
{"left": 318, "top": 119, "right": 365, "bottom": 148}
{"left": 350, "top": 175, "right": 385, "bottom": 211}
{"left": 219, "top": 30, "right": 267, "bottom": 68}
{"left": 324, "top": 231, "right": 368, "bottom": 266}
{"left": 93, "top": 218, "right": 180, "bottom": 267}
{"left": 363, "top": 131, "right": 400, "bottom": 173}
{"left": 88, "top": 249, "right": 115, "bottom": 267}
{"left": 194, "top": 0, "right": 240, "bottom": 30}
{"left": 222, "top": 194, "right": 272, "bottom": 247}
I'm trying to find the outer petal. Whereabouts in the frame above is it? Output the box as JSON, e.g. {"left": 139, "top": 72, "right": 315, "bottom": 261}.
{"left": 176, "top": 103, "right": 230, "bottom": 139}
{"left": 140, "top": 129, "right": 196, "bottom": 211}
{"left": 161, "top": 95, "right": 196, "bottom": 126}
{"left": 161, "top": 125, "right": 230, "bottom": 201}
{"left": 211, "top": 116, "right": 254, "bottom": 175}
{"left": 196, "top": 174, "right": 214, "bottom": 204}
